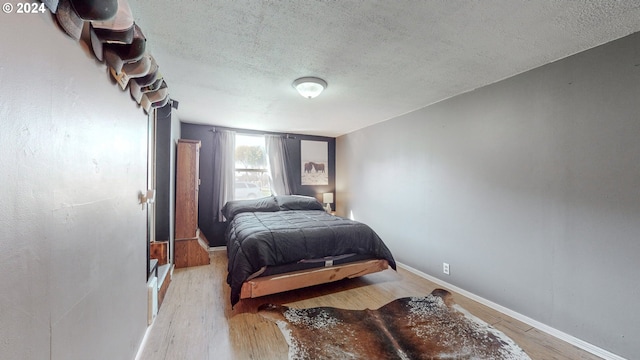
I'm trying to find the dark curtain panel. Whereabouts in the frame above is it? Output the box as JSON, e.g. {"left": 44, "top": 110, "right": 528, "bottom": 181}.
{"left": 283, "top": 138, "right": 298, "bottom": 195}
{"left": 211, "top": 130, "right": 235, "bottom": 222}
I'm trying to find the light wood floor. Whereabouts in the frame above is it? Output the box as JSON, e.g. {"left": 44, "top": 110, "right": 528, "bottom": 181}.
{"left": 138, "top": 251, "right": 603, "bottom": 360}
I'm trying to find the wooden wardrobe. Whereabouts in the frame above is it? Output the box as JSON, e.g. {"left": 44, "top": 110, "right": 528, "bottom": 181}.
{"left": 174, "top": 139, "right": 210, "bottom": 268}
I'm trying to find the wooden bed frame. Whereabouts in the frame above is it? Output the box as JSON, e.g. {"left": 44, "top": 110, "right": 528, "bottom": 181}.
{"left": 240, "top": 259, "right": 389, "bottom": 299}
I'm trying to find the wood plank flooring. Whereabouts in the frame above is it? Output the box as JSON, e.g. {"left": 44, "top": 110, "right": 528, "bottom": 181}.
{"left": 137, "top": 251, "right": 603, "bottom": 360}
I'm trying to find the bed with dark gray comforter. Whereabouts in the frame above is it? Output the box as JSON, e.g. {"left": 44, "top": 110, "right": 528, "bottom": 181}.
{"left": 223, "top": 195, "right": 396, "bottom": 306}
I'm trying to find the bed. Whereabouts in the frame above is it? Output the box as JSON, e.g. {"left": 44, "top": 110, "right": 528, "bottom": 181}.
{"left": 223, "top": 195, "right": 396, "bottom": 306}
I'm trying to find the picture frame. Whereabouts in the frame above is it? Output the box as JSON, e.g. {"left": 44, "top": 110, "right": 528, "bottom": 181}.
{"left": 301, "top": 140, "right": 328, "bottom": 185}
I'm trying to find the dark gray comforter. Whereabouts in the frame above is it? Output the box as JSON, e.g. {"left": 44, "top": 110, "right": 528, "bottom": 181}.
{"left": 225, "top": 210, "right": 396, "bottom": 306}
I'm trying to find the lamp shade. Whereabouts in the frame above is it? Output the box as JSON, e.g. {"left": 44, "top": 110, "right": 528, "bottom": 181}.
{"left": 293, "top": 77, "right": 327, "bottom": 99}
{"left": 323, "top": 192, "right": 334, "bottom": 204}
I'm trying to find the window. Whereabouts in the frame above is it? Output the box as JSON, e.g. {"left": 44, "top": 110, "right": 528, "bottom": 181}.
{"left": 235, "top": 134, "right": 272, "bottom": 200}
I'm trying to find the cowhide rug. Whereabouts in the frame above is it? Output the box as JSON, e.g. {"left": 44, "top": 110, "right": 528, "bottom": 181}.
{"left": 258, "top": 288, "right": 531, "bottom": 360}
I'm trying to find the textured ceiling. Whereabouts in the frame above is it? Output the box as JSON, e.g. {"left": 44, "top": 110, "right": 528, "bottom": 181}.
{"left": 129, "top": 1, "right": 640, "bottom": 137}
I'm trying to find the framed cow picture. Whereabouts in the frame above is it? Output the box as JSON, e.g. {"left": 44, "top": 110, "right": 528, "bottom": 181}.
{"left": 301, "top": 140, "right": 328, "bottom": 185}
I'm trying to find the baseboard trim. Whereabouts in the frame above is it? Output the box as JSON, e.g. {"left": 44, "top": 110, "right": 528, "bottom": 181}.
{"left": 208, "top": 245, "right": 227, "bottom": 253}
{"left": 134, "top": 320, "right": 153, "bottom": 360}
{"left": 397, "top": 262, "right": 625, "bottom": 360}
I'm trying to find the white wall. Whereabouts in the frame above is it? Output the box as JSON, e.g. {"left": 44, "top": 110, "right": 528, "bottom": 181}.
{"left": 337, "top": 32, "right": 640, "bottom": 359}
{"left": 0, "top": 12, "right": 148, "bottom": 360}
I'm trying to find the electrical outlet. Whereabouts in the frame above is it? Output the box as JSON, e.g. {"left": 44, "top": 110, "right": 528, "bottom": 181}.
{"left": 443, "top": 262, "right": 450, "bottom": 275}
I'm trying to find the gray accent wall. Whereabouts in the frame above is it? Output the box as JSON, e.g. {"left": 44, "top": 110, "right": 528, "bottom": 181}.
{"left": 180, "top": 123, "right": 336, "bottom": 246}
{"left": 337, "top": 32, "right": 640, "bottom": 358}
{"left": 1, "top": 13, "right": 148, "bottom": 360}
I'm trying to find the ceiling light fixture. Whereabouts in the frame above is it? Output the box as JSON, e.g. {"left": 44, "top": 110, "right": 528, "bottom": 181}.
{"left": 292, "top": 77, "right": 327, "bottom": 99}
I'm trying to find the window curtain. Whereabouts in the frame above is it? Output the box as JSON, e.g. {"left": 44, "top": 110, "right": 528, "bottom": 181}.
{"left": 265, "top": 135, "right": 292, "bottom": 196}
{"left": 212, "top": 129, "right": 235, "bottom": 221}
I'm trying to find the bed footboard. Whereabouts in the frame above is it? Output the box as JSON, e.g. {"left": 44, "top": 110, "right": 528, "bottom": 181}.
{"left": 240, "top": 259, "right": 389, "bottom": 299}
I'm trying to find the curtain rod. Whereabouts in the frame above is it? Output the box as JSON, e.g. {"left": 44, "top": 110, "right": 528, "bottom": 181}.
{"left": 206, "top": 127, "right": 298, "bottom": 139}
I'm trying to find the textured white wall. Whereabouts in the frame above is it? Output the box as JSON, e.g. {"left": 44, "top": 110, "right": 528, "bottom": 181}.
{"left": 0, "top": 12, "right": 148, "bottom": 360}
{"left": 337, "top": 32, "right": 640, "bottom": 359}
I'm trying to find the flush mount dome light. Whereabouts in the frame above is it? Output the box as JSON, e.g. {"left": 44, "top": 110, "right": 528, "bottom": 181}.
{"left": 292, "top": 77, "right": 327, "bottom": 99}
